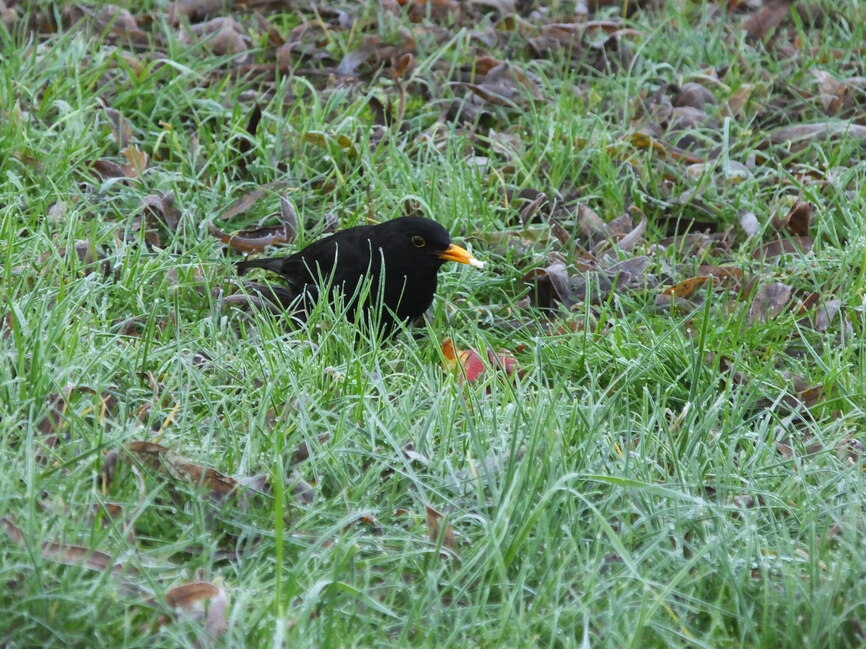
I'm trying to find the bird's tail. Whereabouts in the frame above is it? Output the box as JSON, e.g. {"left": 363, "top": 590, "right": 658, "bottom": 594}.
{"left": 236, "top": 257, "right": 284, "bottom": 275}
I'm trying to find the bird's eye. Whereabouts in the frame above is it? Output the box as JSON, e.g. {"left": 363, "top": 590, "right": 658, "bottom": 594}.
{"left": 411, "top": 235, "right": 426, "bottom": 248}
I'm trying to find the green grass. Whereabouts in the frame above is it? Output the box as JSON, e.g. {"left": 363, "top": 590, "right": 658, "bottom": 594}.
{"left": 3, "top": 0, "right": 866, "bottom": 647}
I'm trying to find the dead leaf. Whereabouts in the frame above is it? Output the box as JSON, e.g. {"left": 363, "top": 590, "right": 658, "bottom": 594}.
{"left": 425, "top": 505, "right": 457, "bottom": 552}
{"left": 1, "top": 311, "right": 13, "bottom": 340}
{"left": 813, "top": 299, "right": 842, "bottom": 332}
{"left": 769, "top": 122, "right": 866, "bottom": 145}
{"left": 674, "top": 82, "right": 716, "bottom": 109}
{"left": 102, "top": 106, "right": 132, "bottom": 149}
{"left": 751, "top": 237, "right": 813, "bottom": 260}
{"left": 749, "top": 282, "right": 793, "bottom": 324}
{"left": 219, "top": 180, "right": 288, "bottom": 221}
{"left": 576, "top": 203, "right": 609, "bottom": 242}
{"left": 662, "top": 276, "right": 711, "bottom": 298}
{"left": 121, "top": 145, "right": 148, "bottom": 178}
{"left": 167, "top": 0, "right": 228, "bottom": 25}
{"left": 140, "top": 192, "right": 181, "bottom": 231}
{"left": 123, "top": 441, "right": 239, "bottom": 499}
{"left": 290, "top": 433, "right": 332, "bottom": 466}
{"left": 773, "top": 201, "right": 812, "bottom": 237}
{"left": 743, "top": 0, "right": 794, "bottom": 42}
{"left": 279, "top": 196, "right": 298, "bottom": 243}
{"left": 166, "top": 582, "right": 228, "bottom": 637}
{"left": 94, "top": 4, "right": 148, "bottom": 44}
{"left": 1, "top": 516, "right": 130, "bottom": 576}
{"left": 724, "top": 84, "right": 758, "bottom": 117}
{"left": 208, "top": 222, "right": 290, "bottom": 253}
{"left": 523, "top": 262, "right": 574, "bottom": 309}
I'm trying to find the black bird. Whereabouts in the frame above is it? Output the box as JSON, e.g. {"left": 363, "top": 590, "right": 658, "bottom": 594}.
{"left": 235, "top": 216, "right": 484, "bottom": 334}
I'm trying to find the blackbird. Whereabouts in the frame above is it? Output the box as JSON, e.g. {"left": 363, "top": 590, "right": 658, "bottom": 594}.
{"left": 236, "top": 216, "right": 484, "bottom": 334}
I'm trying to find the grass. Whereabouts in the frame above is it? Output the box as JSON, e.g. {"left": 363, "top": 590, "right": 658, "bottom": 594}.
{"left": 2, "top": 0, "right": 866, "bottom": 647}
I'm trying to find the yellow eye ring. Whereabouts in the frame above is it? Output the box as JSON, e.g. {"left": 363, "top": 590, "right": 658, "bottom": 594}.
{"left": 411, "top": 235, "right": 426, "bottom": 248}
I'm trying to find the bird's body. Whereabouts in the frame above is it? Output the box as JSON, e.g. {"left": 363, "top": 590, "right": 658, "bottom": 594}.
{"left": 236, "top": 216, "right": 483, "bottom": 334}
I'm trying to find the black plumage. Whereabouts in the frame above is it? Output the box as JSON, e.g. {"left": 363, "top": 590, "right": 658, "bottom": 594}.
{"left": 236, "top": 216, "right": 484, "bottom": 334}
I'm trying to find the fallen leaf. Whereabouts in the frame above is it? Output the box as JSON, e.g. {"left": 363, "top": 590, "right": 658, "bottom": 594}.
{"left": 772, "top": 200, "right": 813, "bottom": 237}
{"left": 425, "top": 505, "right": 457, "bottom": 552}
{"left": 662, "top": 276, "right": 711, "bottom": 298}
{"left": 140, "top": 191, "right": 181, "bottom": 231}
{"left": 743, "top": 0, "right": 794, "bottom": 42}
{"left": 166, "top": 582, "right": 228, "bottom": 637}
{"left": 813, "top": 299, "right": 842, "bottom": 332}
{"left": 208, "top": 222, "right": 290, "bottom": 253}
{"left": 219, "top": 180, "right": 288, "bottom": 221}
{"left": 122, "top": 441, "right": 239, "bottom": 498}
{"left": 523, "top": 262, "right": 573, "bottom": 309}
{"left": 1, "top": 517, "right": 130, "bottom": 576}
{"left": 749, "top": 282, "right": 793, "bottom": 324}
{"left": 769, "top": 122, "right": 866, "bottom": 145}
{"left": 751, "top": 237, "right": 813, "bottom": 260}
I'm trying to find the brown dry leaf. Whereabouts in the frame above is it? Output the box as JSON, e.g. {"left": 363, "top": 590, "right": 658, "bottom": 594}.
{"left": 288, "top": 471, "right": 315, "bottom": 505}
{"left": 751, "top": 237, "right": 813, "bottom": 260}
{"left": 674, "top": 82, "right": 717, "bottom": 109}
{"left": 662, "top": 276, "right": 711, "bottom": 298}
{"left": 813, "top": 299, "right": 842, "bottom": 332}
{"left": 523, "top": 262, "right": 573, "bottom": 309}
{"left": 36, "top": 392, "right": 68, "bottom": 449}
{"left": 279, "top": 196, "right": 299, "bottom": 243}
{"left": 769, "top": 122, "right": 866, "bottom": 145}
{"left": 748, "top": 282, "right": 793, "bottom": 324}
{"left": 628, "top": 131, "right": 705, "bottom": 164}
{"left": 36, "top": 385, "right": 115, "bottom": 453}
{"left": 402, "top": 442, "right": 430, "bottom": 467}
{"left": 180, "top": 17, "right": 249, "bottom": 62}
{"left": 121, "top": 145, "right": 148, "bottom": 178}
{"left": 92, "top": 159, "right": 130, "bottom": 180}
{"left": 124, "top": 441, "right": 239, "bottom": 498}
{"left": 425, "top": 505, "right": 457, "bottom": 552}
{"left": 1, "top": 311, "right": 13, "bottom": 340}
{"left": 290, "top": 433, "right": 332, "bottom": 466}
{"left": 724, "top": 84, "right": 758, "bottom": 117}
{"left": 69, "top": 240, "right": 111, "bottom": 276}
{"left": 140, "top": 192, "right": 181, "bottom": 231}
{"left": 773, "top": 200, "right": 812, "bottom": 237}
{"left": 1, "top": 516, "right": 130, "bottom": 576}
{"left": 776, "top": 441, "right": 794, "bottom": 459}
{"left": 605, "top": 216, "right": 647, "bottom": 255}
{"left": 517, "top": 191, "right": 548, "bottom": 227}
{"left": 466, "top": 60, "right": 542, "bottom": 109}
{"left": 576, "top": 203, "right": 609, "bottom": 242}
{"left": 663, "top": 266, "right": 746, "bottom": 299}
{"left": 95, "top": 4, "right": 148, "bottom": 44}
{"left": 166, "top": 0, "right": 228, "bottom": 25}
{"left": 102, "top": 106, "right": 133, "bottom": 149}
{"left": 219, "top": 180, "right": 288, "bottom": 221}
{"left": 812, "top": 70, "right": 849, "bottom": 116}
{"left": 165, "top": 582, "right": 229, "bottom": 638}
{"left": 323, "top": 210, "right": 340, "bottom": 233}
{"left": 398, "top": 0, "right": 461, "bottom": 23}
{"left": 208, "top": 222, "right": 290, "bottom": 253}
{"left": 743, "top": 0, "right": 794, "bottom": 42}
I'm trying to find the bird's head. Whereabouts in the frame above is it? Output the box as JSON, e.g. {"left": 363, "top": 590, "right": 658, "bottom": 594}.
{"left": 385, "top": 216, "right": 485, "bottom": 270}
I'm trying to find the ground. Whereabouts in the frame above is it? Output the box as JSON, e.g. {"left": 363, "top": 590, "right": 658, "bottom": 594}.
{"left": 2, "top": 1, "right": 866, "bottom": 647}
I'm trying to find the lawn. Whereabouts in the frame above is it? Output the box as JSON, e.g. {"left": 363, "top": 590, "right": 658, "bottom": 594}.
{"left": 2, "top": 0, "right": 866, "bottom": 647}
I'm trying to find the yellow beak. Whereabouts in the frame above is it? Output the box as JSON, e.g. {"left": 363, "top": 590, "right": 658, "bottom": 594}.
{"left": 438, "top": 244, "right": 485, "bottom": 268}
